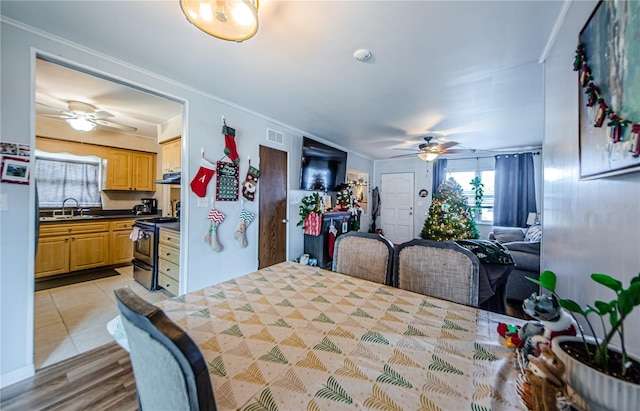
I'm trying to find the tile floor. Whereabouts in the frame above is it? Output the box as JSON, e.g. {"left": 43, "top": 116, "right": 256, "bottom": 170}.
{"left": 34, "top": 265, "right": 173, "bottom": 369}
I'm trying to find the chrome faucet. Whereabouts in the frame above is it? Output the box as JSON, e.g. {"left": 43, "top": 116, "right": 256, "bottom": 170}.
{"left": 62, "top": 198, "right": 80, "bottom": 217}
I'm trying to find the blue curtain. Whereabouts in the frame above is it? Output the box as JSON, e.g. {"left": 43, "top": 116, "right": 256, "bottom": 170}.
{"left": 493, "top": 153, "right": 537, "bottom": 227}
{"left": 432, "top": 158, "right": 448, "bottom": 193}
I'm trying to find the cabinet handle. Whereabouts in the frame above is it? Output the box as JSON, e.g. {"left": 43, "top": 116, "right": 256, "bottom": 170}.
{"left": 166, "top": 268, "right": 171, "bottom": 271}
{"left": 167, "top": 237, "right": 172, "bottom": 241}
{"left": 65, "top": 238, "right": 69, "bottom": 242}
{"left": 72, "top": 237, "right": 76, "bottom": 240}
{"left": 166, "top": 252, "right": 171, "bottom": 256}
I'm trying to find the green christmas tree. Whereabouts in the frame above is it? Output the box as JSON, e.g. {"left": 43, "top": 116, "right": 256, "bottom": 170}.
{"left": 421, "top": 178, "right": 479, "bottom": 241}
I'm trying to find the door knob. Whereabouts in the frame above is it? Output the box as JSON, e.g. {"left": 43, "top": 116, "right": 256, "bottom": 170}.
{"left": 282, "top": 219, "right": 288, "bottom": 223}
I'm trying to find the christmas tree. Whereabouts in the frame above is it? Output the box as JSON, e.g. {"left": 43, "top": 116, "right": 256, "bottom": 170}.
{"left": 421, "top": 178, "right": 480, "bottom": 241}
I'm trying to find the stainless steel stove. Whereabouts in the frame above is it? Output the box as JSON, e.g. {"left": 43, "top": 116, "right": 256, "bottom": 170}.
{"left": 132, "top": 217, "right": 179, "bottom": 290}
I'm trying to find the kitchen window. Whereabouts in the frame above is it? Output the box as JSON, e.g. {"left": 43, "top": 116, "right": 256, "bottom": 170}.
{"left": 445, "top": 157, "right": 495, "bottom": 224}
{"left": 35, "top": 150, "right": 102, "bottom": 208}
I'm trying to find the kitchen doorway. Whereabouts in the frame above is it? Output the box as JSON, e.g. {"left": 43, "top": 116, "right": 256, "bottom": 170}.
{"left": 33, "top": 55, "right": 184, "bottom": 369}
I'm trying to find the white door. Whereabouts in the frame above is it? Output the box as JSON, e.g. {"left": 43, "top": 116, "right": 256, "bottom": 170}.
{"left": 380, "top": 173, "right": 414, "bottom": 244}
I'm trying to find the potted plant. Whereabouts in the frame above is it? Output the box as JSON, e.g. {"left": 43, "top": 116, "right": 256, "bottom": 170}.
{"left": 527, "top": 270, "right": 640, "bottom": 411}
{"left": 469, "top": 176, "right": 484, "bottom": 219}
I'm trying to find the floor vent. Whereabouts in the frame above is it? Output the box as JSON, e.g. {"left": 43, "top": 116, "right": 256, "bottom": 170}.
{"left": 266, "top": 128, "right": 284, "bottom": 145}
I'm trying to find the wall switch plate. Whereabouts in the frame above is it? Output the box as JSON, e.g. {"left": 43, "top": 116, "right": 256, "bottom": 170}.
{"left": 196, "top": 197, "right": 208, "bottom": 208}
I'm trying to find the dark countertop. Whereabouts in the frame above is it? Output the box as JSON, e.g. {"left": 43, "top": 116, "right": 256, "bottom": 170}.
{"left": 155, "top": 221, "right": 180, "bottom": 232}
{"left": 39, "top": 211, "right": 163, "bottom": 223}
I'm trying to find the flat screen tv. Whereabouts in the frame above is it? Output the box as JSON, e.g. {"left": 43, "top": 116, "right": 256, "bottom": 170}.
{"left": 299, "top": 137, "right": 347, "bottom": 191}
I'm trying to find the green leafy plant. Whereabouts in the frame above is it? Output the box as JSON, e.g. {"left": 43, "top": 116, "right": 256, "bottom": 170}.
{"left": 297, "top": 193, "right": 322, "bottom": 228}
{"left": 527, "top": 270, "right": 640, "bottom": 375}
{"left": 469, "top": 176, "right": 484, "bottom": 217}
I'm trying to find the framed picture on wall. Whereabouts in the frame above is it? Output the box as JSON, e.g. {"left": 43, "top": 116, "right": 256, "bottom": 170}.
{"left": 1, "top": 155, "right": 30, "bottom": 184}
{"left": 577, "top": 0, "right": 640, "bottom": 180}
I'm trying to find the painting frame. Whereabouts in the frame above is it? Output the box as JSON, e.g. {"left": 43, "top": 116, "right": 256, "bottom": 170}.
{"left": 1, "top": 155, "right": 30, "bottom": 184}
{"left": 578, "top": 0, "right": 640, "bottom": 180}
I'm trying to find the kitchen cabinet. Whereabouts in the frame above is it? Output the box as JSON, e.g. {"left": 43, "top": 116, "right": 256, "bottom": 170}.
{"left": 161, "top": 138, "right": 181, "bottom": 173}
{"left": 35, "top": 221, "right": 110, "bottom": 278}
{"left": 105, "top": 148, "right": 156, "bottom": 191}
{"left": 109, "top": 219, "right": 136, "bottom": 265}
{"left": 157, "top": 227, "right": 180, "bottom": 296}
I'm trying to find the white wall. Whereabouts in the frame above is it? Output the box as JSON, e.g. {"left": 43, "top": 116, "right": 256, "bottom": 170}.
{"left": 542, "top": 1, "right": 640, "bottom": 356}
{"left": 0, "top": 21, "right": 373, "bottom": 386}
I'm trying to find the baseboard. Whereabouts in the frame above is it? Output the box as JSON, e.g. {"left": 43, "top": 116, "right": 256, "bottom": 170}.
{"left": 1, "top": 364, "right": 35, "bottom": 389}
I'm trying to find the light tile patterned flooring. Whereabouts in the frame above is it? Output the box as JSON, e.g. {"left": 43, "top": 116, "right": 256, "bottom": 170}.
{"left": 34, "top": 265, "right": 172, "bottom": 369}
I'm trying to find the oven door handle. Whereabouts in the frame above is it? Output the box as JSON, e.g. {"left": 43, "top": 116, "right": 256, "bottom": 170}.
{"left": 132, "top": 259, "right": 153, "bottom": 270}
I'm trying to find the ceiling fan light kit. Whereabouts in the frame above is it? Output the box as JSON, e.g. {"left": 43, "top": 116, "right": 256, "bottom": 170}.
{"left": 66, "top": 117, "right": 97, "bottom": 132}
{"left": 180, "top": 0, "right": 259, "bottom": 42}
{"left": 418, "top": 152, "right": 439, "bottom": 162}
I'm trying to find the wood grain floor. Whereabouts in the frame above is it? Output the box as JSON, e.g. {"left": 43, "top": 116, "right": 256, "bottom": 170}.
{"left": 0, "top": 342, "right": 138, "bottom": 411}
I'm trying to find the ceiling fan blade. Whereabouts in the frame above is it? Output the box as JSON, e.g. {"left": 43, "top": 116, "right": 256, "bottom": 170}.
{"left": 93, "top": 110, "right": 114, "bottom": 119}
{"left": 388, "top": 153, "right": 419, "bottom": 159}
{"left": 95, "top": 119, "right": 138, "bottom": 132}
{"left": 39, "top": 113, "right": 75, "bottom": 120}
{"left": 438, "top": 141, "right": 458, "bottom": 150}
{"left": 441, "top": 148, "right": 476, "bottom": 154}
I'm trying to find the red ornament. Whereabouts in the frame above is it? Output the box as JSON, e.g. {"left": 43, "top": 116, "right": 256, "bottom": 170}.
{"left": 630, "top": 124, "right": 640, "bottom": 157}
{"left": 594, "top": 100, "right": 609, "bottom": 127}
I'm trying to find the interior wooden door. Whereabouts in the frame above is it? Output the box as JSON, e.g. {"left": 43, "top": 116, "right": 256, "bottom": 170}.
{"left": 258, "top": 145, "right": 288, "bottom": 269}
{"left": 380, "top": 172, "right": 415, "bottom": 244}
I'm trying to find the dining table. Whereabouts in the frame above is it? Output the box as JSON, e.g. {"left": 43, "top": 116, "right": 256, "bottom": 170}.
{"left": 146, "top": 261, "right": 526, "bottom": 410}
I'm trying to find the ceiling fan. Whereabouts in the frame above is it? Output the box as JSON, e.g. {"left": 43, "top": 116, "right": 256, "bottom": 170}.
{"left": 37, "top": 100, "right": 137, "bottom": 133}
{"left": 392, "top": 136, "right": 474, "bottom": 161}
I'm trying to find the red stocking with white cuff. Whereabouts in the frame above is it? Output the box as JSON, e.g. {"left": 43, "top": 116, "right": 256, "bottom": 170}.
{"left": 190, "top": 158, "right": 216, "bottom": 197}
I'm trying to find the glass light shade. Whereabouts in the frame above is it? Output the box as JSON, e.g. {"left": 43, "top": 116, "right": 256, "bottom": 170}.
{"left": 180, "top": 0, "right": 259, "bottom": 42}
{"left": 66, "top": 118, "right": 97, "bottom": 132}
{"left": 418, "top": 152, "right": 439, "bottom": 162}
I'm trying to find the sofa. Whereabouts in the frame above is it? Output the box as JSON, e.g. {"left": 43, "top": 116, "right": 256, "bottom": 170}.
{"left": 488, "top": 226, "right": 541, "bottom": 302}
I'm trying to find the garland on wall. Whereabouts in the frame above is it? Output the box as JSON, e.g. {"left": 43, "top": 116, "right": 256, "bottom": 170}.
{"left": 573, "top": 43, "right": 640, "bottom": 157}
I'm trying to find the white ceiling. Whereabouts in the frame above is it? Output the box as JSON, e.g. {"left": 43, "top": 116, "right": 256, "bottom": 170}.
{"left": 1, "top": 0, "right": 566, "bottom": 160}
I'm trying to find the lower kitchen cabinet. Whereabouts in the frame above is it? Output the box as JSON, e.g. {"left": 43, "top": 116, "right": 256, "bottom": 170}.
{"left": 69, "top": 232, "right": 110, "bottom": 271}
{"left": 110, "top": 219, "right": 136, "bottom": 264}
{"left": 157, "top": 227, "right": 180, "bottom": 295}
{"left": 35, "top": 236, "right": 70, "bottom": 278}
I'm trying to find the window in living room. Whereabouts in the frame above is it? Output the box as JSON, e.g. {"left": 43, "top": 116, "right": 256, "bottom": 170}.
{"left": 445, "top": 157, "right": 494, "bottom": 224}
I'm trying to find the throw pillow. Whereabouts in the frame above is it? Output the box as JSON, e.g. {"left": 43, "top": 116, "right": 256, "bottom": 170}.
{"left": 524, "top": 225, "right": 542, "bottom": 243}
{"left": 492, "top": 227, "right": 526, "bottom": 243}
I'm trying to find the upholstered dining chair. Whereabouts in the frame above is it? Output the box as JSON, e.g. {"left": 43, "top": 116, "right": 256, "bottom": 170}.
{"left": 332, "top": 231, "right": 395, "bottom": 285}
{"left": 114, "top": 287, "right": 217, "bottom": 411}
{"left": 394, "top": 239, "right": 479, "bottom": 306}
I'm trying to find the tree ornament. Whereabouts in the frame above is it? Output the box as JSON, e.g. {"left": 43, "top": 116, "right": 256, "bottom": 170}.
{"left": 594, "top": 99, "right": 609, "bottom": 127}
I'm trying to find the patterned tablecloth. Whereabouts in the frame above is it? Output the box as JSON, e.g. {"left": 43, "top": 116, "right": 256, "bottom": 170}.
{"left": 156, "top": 262, "right": 524, "bottom": 411}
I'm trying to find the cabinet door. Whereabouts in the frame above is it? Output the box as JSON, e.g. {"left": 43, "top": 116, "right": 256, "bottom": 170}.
{"left": 161, "top": 139, "right": 181, "bottom": 173}
{"left": 169, "top": 139, "right": 181, "bottom": 172}
{"left": 106, "top": 149, "right": 132, "bottom": 190}
{"left": 132, "top": 152, "right": 156, "bottom": 191}
{"left": 69, "top": 232, "right": 109, "bottom": 271}
{"left": 110, "top": 230, "right": 134, "bottom": 265}
{"left": 35, "top": 236, "right": 70, "bottom": 278}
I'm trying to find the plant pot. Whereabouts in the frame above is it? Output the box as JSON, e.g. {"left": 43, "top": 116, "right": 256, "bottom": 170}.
{"left": 552, "top": 336, "right": 640, "bottom": 411}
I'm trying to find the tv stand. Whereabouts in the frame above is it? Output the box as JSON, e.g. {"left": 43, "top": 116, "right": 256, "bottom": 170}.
{"left": 303, "top": 212, "right": 354, "bottom": 270}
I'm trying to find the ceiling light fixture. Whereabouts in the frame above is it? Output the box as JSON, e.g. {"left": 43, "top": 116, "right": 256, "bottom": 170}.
{"left": 418, "top": 152, "right": 439, "bottom": 162}
{"left": 180, "top": 0, "right": 259, "bottom": 42}
{"left": 66, "top": 117, "right": 97, "bottom": 132}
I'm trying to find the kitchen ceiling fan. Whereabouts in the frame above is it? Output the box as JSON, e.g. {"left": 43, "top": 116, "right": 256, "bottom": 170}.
{"left": 391, "top": 136, "right": 474, "bottom": 161}
{"left": 37, "top": 100, "right": 137, "bottom": 132}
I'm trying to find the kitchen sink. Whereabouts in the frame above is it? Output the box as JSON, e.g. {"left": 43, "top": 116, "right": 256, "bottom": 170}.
{"left": 40, "top": 215, "right": 103, "bottom": 221}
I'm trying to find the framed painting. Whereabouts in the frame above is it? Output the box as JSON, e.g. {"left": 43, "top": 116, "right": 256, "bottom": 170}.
{"left": 577, "top": 0, "right": 640, "bottom": 180}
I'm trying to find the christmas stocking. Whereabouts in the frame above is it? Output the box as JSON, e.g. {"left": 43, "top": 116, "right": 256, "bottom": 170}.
{"left": 223, "top": 125, "right": 239, "bottom": 164}
{"left": 234, "top": 209, "right": 255, "bottom": 248}
{"left": 204, "top": 208, "right": 225, "bottom": 252}
{"left": 327, "top": 221, "right": 338, "bottom": 259}
{"left": 242, "top": 166, "right": 261, "bottom": 201}
{"left": 190, "top": 158, "right": 216, "bottom": 197}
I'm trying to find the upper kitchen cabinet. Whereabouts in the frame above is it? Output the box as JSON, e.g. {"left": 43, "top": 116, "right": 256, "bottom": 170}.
{"left": 105, "top": 148, "right": 156, "bottom": 191}
{"left": 161, "top": 138, "right": 181, "bottom": 173}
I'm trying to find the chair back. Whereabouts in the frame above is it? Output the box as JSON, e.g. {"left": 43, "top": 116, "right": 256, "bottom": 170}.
{"left": 394, "top": 239, "right": 479, "bottom": 306}
{"left": 332, "top": 232, "right": 394, "bottom": 285}
{"left": 114, "top": 287, "right": 216, "bottom": 411}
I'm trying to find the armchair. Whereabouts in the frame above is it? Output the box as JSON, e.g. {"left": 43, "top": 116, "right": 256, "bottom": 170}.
{"left": 489, "top": 226, "right": 541, "bottom": 302}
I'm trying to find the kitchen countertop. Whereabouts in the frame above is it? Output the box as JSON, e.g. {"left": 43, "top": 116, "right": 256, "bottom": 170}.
{"left": 155, "top": 221, "right": 180, "bottom": 232}
{"left": 39, "top": 213, "right": 163, "bottom": 223}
